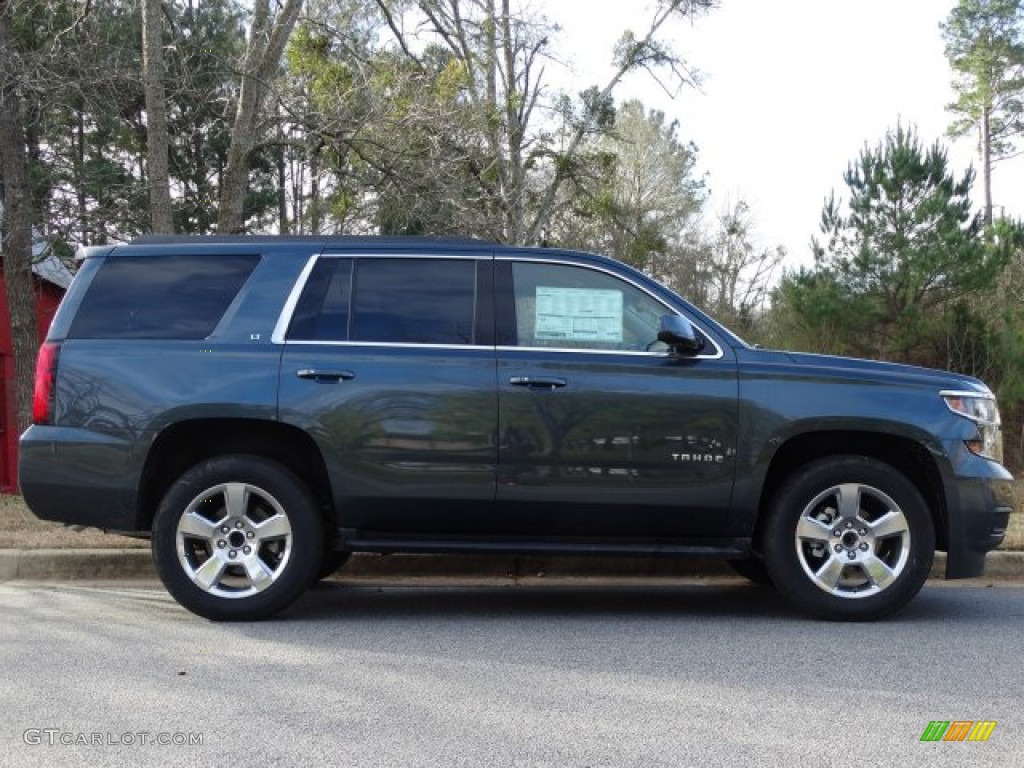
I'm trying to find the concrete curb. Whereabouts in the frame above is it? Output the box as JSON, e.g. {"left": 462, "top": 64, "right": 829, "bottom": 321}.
{"left": 1, "top": 548, "right": 1022, "bottom": 583}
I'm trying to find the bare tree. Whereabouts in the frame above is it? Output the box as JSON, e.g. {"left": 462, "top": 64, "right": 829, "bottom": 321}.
{"left": 669, "top": 201, "right": 783, "bottom": 334}
{"left": 704, "top": 201, "right": 784, "bottom": 332}
{"left": 525, "top": 0, "right": 714, "bottom": 244}
{"left": 218, "top": 0, "right": 304, "bottom": 233}
{"left": 379, "top": 0, "right": 716, "bottom": 243}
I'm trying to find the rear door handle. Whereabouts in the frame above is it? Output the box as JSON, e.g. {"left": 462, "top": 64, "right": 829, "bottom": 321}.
{"left": 509, "top": 376, "right": 567, "bottom": 389}
{"left": 296, "top": 369, "right": 355, "bottom": 382}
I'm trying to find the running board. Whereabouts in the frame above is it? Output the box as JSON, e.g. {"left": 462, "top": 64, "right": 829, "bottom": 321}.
{"left": 339, "top": 530, "right": 750, "bottom": 559}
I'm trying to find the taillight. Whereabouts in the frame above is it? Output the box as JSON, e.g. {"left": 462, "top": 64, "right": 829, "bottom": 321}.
{"left": 32, "top": 341, "right": 60, "bottom": 425}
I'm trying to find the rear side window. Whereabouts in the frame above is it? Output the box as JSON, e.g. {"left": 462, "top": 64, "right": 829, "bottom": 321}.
{"left": 288, "top": 257, "right": 477, "bottom": 345}
{"left": 287, "top": 258, "right": 353, "bottom": 341}
{"left": 69, "top": 254, "right": 259, "bottom": 339}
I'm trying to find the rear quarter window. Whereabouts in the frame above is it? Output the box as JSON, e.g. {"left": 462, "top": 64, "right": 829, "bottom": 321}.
{"left": 67, "top": 254, "right": 260, "bottom": 339}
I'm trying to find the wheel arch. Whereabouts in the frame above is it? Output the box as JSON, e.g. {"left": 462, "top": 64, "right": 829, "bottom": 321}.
{"left": 137, "top": 418, "right": 333, "bottom": 532}
{"left": 753, "top": 431, "right": 948, "bottom": 554}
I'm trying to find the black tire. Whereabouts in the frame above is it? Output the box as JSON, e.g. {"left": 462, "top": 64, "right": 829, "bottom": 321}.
{"left": 152, "top": 455, "right": 323, "bottom": 621}
{"left": 317, "top": 550, "right": 351, "bottom": 581}
{"left": 727, "top": 557, "right": 773, "bottom": 586}
{"left": 762, "top": 456, "right": 934, "bottom": 621}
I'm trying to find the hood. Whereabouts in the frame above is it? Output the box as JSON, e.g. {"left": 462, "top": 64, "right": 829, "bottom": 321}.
{"left": 738, "top": 347, "right": 991, "bottom": 394}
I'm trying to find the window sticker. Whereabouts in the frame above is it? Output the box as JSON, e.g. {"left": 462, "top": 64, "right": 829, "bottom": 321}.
{"left": 534, "top": 287, "right": 623, "bottom": 342}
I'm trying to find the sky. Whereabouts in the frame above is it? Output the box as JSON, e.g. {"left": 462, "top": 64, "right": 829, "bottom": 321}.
{"left": 545, "top": 0, "right": 1024, "bottom": 269}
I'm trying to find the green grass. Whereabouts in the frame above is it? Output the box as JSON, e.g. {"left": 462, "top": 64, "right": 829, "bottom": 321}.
{"left": 0, "top": 493, "right": 145, "bottom": 549}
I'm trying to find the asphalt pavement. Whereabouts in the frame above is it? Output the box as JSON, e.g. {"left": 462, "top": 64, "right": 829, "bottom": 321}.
{"left": 1, "top": 580, "right": 1022, "bottom": 767}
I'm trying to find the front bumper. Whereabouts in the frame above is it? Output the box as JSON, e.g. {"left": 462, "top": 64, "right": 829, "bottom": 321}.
{"left": 942, "top": 443, "right": 1015, "bottom": 579}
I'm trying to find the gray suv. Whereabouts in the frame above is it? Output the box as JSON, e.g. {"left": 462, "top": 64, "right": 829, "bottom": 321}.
{"left": 20, "top": 236, "right": 1014, "bottom": 621}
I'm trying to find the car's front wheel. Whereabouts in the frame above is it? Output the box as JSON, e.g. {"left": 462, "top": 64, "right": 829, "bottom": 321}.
{"left": 762, "top": 456, "right": 934, "bottom": 621}
{"left": 152, "top": 455, "right": 323, "bottom": 621}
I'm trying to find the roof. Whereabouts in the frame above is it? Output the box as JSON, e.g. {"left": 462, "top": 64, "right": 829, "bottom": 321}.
{"left": 106, "top": 234, "right": 633, "bottom": 273}
{"left": 130, "top": 234, "right": 497, "bottom": 247}
{"left": 31, "top": 242, "right": 75, "bottom": 290}
{"left": 0, "top": 203, "right": 76, "bottom": 290}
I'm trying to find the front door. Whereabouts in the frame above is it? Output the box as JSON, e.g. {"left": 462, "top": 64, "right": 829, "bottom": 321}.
{"left": 495, "top": 258, "right": 738, "bottom": 538}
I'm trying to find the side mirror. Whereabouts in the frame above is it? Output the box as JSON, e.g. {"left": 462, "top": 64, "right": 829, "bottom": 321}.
{"left": 657, "top": 315, "right": 704, "bottom": 356}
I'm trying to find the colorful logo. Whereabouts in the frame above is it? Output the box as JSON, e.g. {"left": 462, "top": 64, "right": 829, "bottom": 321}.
{"left": 920, "top": 721, "right": 997, "bottom": 742}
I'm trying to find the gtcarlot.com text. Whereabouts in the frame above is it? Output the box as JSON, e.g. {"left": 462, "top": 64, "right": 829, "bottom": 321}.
{"left": 23, "top": 729, "right": 203, "bottom": 747}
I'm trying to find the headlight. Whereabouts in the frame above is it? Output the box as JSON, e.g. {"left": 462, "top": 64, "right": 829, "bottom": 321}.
{"left": 941, "top": 390, "right": 1003, "bottom": 463}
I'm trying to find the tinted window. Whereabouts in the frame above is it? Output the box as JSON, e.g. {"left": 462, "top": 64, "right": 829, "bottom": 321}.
{"left": 287, "top": 258, "right": 353, "bottom": 341}
{"left": 510, "top": 262, "right": 667, "bottom": 352}
{"left": 69, "top": 254, "right": 259, "bottom": 339}
{"left": 350, "top": 259, "right": 476, "bottom": 345}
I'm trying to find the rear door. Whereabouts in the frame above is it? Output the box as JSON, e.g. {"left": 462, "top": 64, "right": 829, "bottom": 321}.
{"left": 277, "top": 252, "right": 497, "bottom": 535}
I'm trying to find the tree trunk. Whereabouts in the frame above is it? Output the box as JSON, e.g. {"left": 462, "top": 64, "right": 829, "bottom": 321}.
{"left": 217, "top": 0, "right": 303, "bottom": 234}
{"left": 501, "top": 0, "right": 524, "bottom": 243}
{"left": 142, "top": 0, "right": 174, "bottom": 233}
{"left": 76, "top": 104, "right": 88, "bottom": 244}
{"left": 309, "top": 140, "right": 320, "bottom": 234}
{"left": 0, "top": 0, "right": 40, "bottom": 436}
{"left": 483, "top": 0, "right": 509, "bottom": 240}
{"left": 981, "top": 105, "right": 993, "bottom": 226}
{"left": 277, "top": 123, "right": 288, "bottom": 234}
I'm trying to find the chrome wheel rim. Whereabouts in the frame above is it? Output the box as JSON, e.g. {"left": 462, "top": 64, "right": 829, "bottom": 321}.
{"left": 793, "top": 483, "right": 911, "bottom": 599}
{"left": 175, "top": 482, "right": 293, "bottom": 599}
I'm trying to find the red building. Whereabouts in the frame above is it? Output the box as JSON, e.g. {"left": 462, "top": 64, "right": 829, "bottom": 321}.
{"left": 0, "top": 251, "right": 72, "bottom": 492}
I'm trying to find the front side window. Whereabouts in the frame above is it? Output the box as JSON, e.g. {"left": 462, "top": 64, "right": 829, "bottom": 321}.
{"left": 510, "top": 262, "right": 668, "bottom": 352}
{"left": 288, "top": 257, "right": 477, "bottom": 345}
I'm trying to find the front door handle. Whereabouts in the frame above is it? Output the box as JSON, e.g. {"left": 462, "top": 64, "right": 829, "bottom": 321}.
{"left": 296, "top": 369, "right": 355, "bottom": 383}
{"left": 509, "top": 376, "right": 567, "bottom": 389}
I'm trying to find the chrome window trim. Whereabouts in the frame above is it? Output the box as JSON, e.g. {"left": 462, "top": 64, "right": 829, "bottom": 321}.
{"left": 320, "top": 252, "right": 485, "bottom": 260}
{"left": 275, "top": 339, "right": 678, "bottom": 359}
{"left": 271, "top": 253, "right": 320, "bottom": 343}
{"left": 281, "top": 340, "right": 494, "bottom": 351}
{"left": 499, "top": 256, "right": 724, "bottom": 360}
{"left": 497, "top": 345, "right": 674, "bottom": 358}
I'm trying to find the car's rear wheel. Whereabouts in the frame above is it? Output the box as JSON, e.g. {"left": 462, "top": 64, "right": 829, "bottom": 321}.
{"left": 152, "top": 455, "right": 323, "bottom": 621}
{"left": 763, "top": 456, "right": 934, "bottom": 621}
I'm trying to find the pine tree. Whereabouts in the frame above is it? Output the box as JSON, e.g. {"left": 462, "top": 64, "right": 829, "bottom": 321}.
{"left": 782, "top": 124, "right": 1002, "bottom": 364}
{"left": 941, "top": 0, "right": 1024, "bottom": 224}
